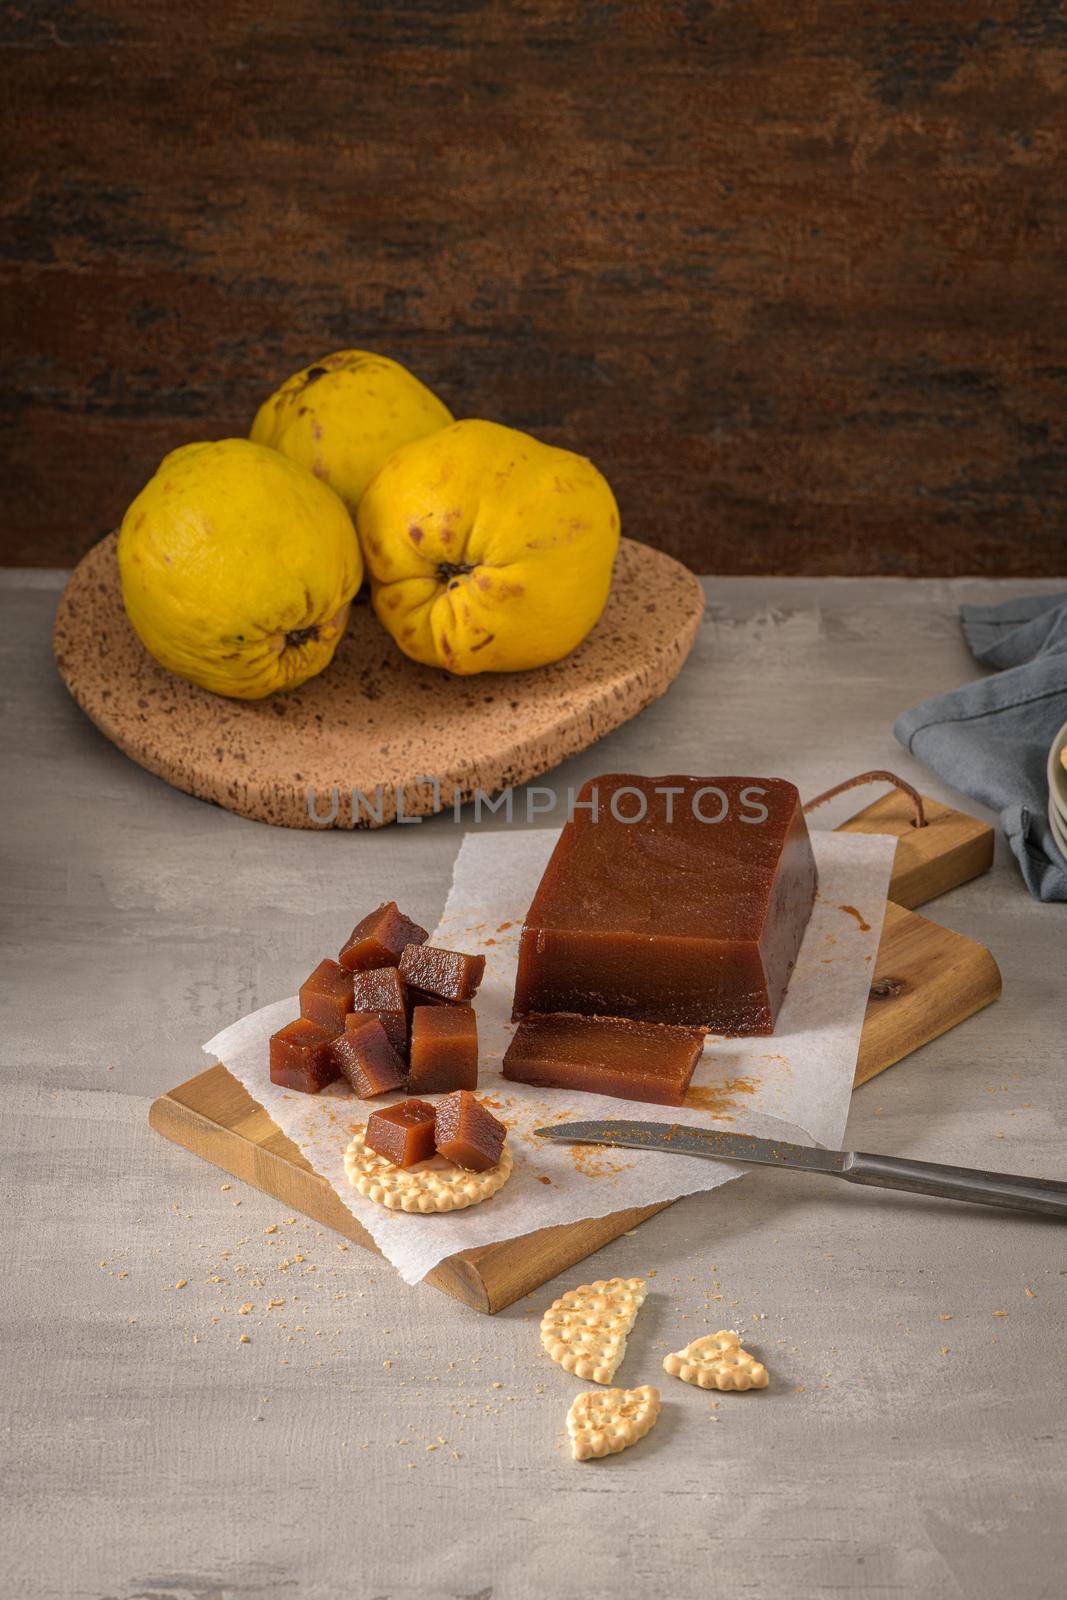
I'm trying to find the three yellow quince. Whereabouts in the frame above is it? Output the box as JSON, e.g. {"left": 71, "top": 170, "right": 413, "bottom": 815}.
{"left": 117, "top": 439, "right": 362, "bottom": 700}
{"left": 359, "top": 420, "right": 620, "bottom": 674}
{"left": 250, "top": 350, "right": 453, "bottom": 516}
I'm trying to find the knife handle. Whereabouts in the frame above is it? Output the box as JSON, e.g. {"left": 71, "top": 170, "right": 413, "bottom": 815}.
{"left": 844, "top": 1152, "right": 1067, "bottom": 1218}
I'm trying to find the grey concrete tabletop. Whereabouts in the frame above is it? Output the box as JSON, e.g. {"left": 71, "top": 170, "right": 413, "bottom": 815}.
{"left": 3, "top": 570, "right": 1065, "bottom": 1600}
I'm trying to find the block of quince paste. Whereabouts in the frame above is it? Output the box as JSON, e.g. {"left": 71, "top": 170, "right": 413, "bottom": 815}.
{"left": 513, "top": 774, "right": 817, "bottom": 1033}
{"left": 407, "top": 1005, "right": 478, "bottom": 1094}
{"left": 338, "top": 901, "right": 428, "bottom": 972}
{"left": 299, "top": 958, "right": 355, "bottom": 1031}
{"left": 434, "top": 1090, "right": 506, "bottom": 1172}
{"left": 269, "top": 1017, "right": 341, "bottom": 1094}
{"left": 398, "top": 943, "right": 486, "bottom": 1003}
{"left": 663, "top": 1330, "right": 768, "bottom": 1391}
{"left": 364, "top": 1098, "right": 437, "bottom": 1168}
{"left": 331, "top": 1015, "right": 407, "bottom": 1098}
{"left": 349, "top": 966, "right": 408, "bottom": 1057}
{"left": 502, "top": 1013, "right": 703, "bottom": 1106}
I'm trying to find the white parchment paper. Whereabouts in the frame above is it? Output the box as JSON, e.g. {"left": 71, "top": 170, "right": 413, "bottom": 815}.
{"left": 204, "top": 827, "right": 896, "bottom": 1285}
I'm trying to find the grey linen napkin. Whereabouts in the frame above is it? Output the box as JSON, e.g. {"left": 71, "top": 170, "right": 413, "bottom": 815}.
{"left": 894, "top": 593, "right": 1067, "bottom": 902}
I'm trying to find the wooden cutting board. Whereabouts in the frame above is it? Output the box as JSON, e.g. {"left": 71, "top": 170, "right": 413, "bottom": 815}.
{"left": 150, "top": 789, "right": 999, "bottom": 1313}
{"left": 52, "top": 534, "right": 704, "bottom": 828}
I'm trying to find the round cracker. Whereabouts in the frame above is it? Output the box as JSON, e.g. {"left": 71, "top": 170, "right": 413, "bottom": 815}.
{"left": 343, "top": 1126, "right": 513, "bottom": 1213}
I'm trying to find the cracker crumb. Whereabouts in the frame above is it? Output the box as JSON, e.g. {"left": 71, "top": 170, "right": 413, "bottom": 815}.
{"left": 220, "top": 1184, "right": 230, "bottom": 1192}
{"left": 175, "top": 1279, "right": 187, "bottom": 1290}
{"left": 239, "top": 1334, "right": 251, "bottom": 1344}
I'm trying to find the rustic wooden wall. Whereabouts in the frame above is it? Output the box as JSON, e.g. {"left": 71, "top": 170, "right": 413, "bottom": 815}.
{"left": 3, "top": 1, "right": 1065, "bottom": 574}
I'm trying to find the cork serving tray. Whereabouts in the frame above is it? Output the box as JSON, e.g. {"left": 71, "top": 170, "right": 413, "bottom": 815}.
{"left": 52, "top": 534, "right": 704, "bottom": 829}
{"left": 150, "top": 789, "right": 1000, "bottom": 1313}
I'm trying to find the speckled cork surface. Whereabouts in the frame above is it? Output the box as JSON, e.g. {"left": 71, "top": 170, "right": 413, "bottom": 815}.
{"left": 52, "top": 534, "right": 704, "bottom": 828}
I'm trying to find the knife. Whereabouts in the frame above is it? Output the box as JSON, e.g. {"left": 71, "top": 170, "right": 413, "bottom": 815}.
{"left": 533, "top": 1120, "right": 1067, "bottom": 1219}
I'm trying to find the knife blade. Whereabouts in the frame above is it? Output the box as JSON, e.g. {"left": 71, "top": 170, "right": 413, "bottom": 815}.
{"left": 533, "top": 1119, "right": 1067, "bottom": 1218}
{"left": 535, "top": 1119, "right": 846, "bottom": 1172}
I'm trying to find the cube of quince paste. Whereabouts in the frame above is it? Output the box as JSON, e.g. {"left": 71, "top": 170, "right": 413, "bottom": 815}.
{"left": 407, "top": 1005, "right": 478, "bottom": 1094}
{"left": 338, "top": 902, "right": 428, "bottom": 972}
{"left": 365, "top": 1099, "right": 437, "bottom": 1168}
{"left": 270, "top": 1017, "right": 341, "bottom": 1094}
{"left": 434, "top": 1090, "right": 506, "bottom": 1172}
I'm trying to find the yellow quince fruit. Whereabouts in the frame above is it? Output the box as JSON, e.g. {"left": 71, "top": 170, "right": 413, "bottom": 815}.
{"left": 359, "top": 420, "right": 620, "bottom": 675}
{"left": 250, "top": 349, "right": 452, "bottom": 515}
{"left": 117, "top": 438, "right": 362, "bottom": 699}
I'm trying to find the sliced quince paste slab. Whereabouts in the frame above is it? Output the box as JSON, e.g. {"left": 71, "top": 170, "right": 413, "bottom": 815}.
{"left": 343, "top": 1124, "right": 512, "bottom": 1214}
{"left": 502, "top": 1012, "right": 703, "bottom": 1106}
{"left": 512, "top": 773, "right": 817, "bottom": 1034}
{"left": 540, "top": 1277, "right": 647, "bottom": 1384}
{"left": 567, "top": 1386, "right": 660, "bottom": 1461}
{"left": 663, "top": 1330, "right": 769, "bottom": 1391}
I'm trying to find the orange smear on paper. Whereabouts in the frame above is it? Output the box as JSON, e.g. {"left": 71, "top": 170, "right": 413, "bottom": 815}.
{"left": 568, "top": 1143, "right": 633, "bottom": 1179}
{"left": 684, "top": 1076, "right": 761, "bottom": 1117}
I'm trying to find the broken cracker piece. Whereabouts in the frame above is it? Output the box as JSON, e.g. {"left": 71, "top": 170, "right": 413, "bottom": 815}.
{"left": 567, "top": 1385, "right": 660, "bottom": 1461}
{"left": 663, "top": 1330, "right": 768, "bottom": 1391}
{"left": 540, "top": 1277, "right": 646, "bottom": 1385}
{"left": 343, "top": 1126, "right": 512, "bottom": 1213}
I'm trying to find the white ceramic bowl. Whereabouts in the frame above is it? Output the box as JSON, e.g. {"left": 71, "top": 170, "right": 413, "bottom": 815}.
{"left": 1048, "top": 717, "right": 1067, "bottom": 833}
